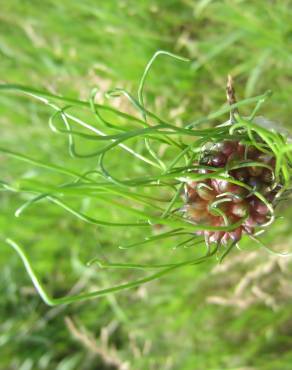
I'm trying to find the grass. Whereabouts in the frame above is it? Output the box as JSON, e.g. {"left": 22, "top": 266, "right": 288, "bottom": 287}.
{"left": 1, "top": 1, "right": 292, "bottom": 369}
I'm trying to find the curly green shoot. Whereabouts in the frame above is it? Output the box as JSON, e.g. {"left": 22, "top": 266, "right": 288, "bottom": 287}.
{"left": 1, "top": 50, "right": 292, "bottom": 306}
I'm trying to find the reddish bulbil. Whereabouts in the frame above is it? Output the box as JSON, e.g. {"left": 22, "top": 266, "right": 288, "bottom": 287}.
{"left": 185, "top": 184, "right": 198, "bottom": 203}
{"left": 183, "top": 140, "right": 279, "bottom": 245}
{"left": 232, "top": 168, "right": 249, "bottom": 182}
{"left": 223, "top": 141, "right": 237, "bottom": 156}
{"left": 211, "top": 153, "right": 227, "bottom": 167}
{"left": 247, "top": 146, "right": 261, "bottom": 159}
{"left": 230, "top": 201, "right": 249, "bottom": 218}
{"left": 261, "top": 169, "right": 273, "bottom": 184}
{"left": 248, "top": 166, "right": 263, "bottom": 176}
{"left": 196, "top": 184, "right": 216, "bottom": 201}
{"left": 229, "top": 227, "right": 242, "bottom": 242}
{"left": 253, "top": 199, "right": 269, "bottom": 215}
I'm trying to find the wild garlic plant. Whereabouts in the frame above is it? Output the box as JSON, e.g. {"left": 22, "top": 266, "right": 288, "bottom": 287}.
{"left": 1, "top": 51, "right": 291, "bottom": 306}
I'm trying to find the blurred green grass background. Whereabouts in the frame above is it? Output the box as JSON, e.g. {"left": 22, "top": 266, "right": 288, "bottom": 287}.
{"left": 1, "top": 1, "right": 292, "bottom": 369}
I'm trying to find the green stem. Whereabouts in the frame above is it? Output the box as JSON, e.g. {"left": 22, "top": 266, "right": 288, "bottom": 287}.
{"left": 5, "top": 238, "right": 218, "bottom": 306}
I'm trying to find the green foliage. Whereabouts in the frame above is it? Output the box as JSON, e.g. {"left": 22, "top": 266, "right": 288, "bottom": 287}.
{"left": 1, "top": 1, "right": 292, "bottom": 369}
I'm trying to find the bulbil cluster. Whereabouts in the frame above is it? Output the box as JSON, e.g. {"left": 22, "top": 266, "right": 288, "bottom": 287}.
{"left": 183, "top": 140, "right": 279, "bottom": 245}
